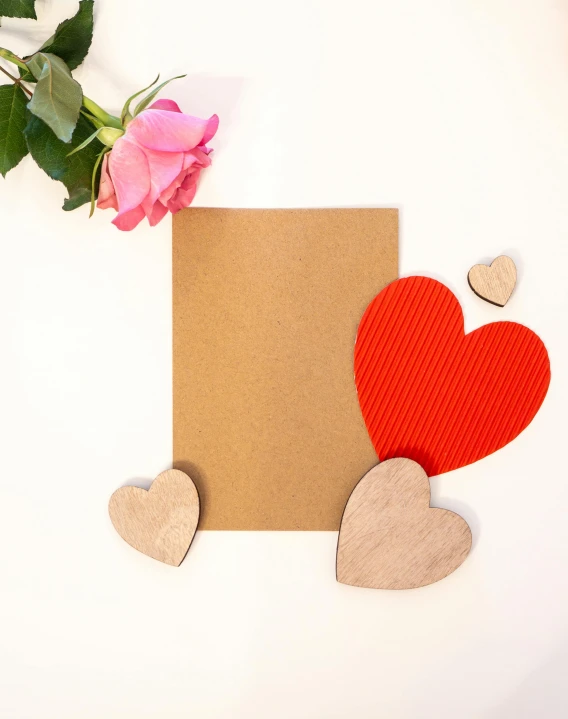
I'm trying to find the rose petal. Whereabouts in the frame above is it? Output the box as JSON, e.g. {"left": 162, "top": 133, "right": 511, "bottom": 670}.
{"left": 148, "top": 201, "right": 169, "bottom": 226}
{"left": 97, "top": 154, "right": 118, "bottom": 210}
{"left": 108, "top": 137, "right": 151, "bottom": 215}
{"left": 127, "top": 109, "right": 218, "bottom": 152}
{"left": 158, "top": 169, "right": 186, "bottom": 206}
{"left": 183, "top": 146, "right": 211, "bottom": 170}
{"left": 149, "top": 99, "right": 182, "bottom": 113}
{"left": 167, "top": 173, "right": 199, "bottom": 213}
{"left": 180, "top": 170, "right": 199, "bottom": 191}
{"left": 201, "top": 114, "right": 219, "bottom": 145}
{"left": 156, "top": 150, "right": 209, "bottom": 206}
{"left": 140, "top": 190, "right": 170, "bottom": 223}
{"left": 112, "top": 205, "right": 146, "bottom": 231}
{"left": 140, "top": 144, "right": 184, "bottom": 205}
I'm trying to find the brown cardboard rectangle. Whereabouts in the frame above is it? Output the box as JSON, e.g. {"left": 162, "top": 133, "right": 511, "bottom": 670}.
{"left": 173, "top": 208, "right": 398, "bottom": 529}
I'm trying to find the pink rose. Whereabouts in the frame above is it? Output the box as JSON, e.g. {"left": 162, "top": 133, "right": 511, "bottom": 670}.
{"left": 97, "top": 99, "right": 218, "bottom": 231}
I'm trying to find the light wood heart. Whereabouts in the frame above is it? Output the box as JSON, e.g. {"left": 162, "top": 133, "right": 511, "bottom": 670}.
{"left": 468, "top": 255, "right": 517, "bottom": 306}
{"left": 337, "top": 458, "right": 472, "bottom": 590}
{"left": 109, "top": 469, "right": 200, "bottom": 566}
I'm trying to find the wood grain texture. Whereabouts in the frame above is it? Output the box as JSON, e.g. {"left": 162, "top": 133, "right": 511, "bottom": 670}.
{"left": 109, "top": 469, "right": 200, "bottom": 566}
{"left": 337, "top": 458, "right": 471, "bottom": 590}
{"left": 468, "top": 255, "right": 517, "bottom": 306}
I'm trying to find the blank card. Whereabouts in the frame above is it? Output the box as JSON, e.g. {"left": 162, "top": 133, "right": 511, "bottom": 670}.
{"left": 173, "top": 208, "right": 398, "bottom": 529}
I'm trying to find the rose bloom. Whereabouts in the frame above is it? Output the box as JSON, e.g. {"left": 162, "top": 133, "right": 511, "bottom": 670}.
{"left": 97, "top": 99, "right": 218, "bottom": 231}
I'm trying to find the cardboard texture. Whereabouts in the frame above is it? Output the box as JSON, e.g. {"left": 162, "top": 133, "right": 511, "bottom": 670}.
{"left": 173, "top": 208, "right": 398, "bottom": 530}
{"left": 355, "top": 276, "right": 551, "bottom": 477}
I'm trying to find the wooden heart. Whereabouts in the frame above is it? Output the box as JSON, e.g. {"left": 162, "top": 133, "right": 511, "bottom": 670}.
{"left": 337, "top": 458, "right": 472, "bottom": 589}
{"left": 468, "top": 255, "right": 517, "bottom": 306}
{"left": 354, "top": 276, "right": 550, "bottom": 477}
{"left": 109, "top": 469, "right": 200, "bottom": 566}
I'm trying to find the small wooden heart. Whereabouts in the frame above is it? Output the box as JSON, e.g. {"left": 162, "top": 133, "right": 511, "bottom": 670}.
{"left": 468, "top": 255, "right": 517, "bottom": 306}
{"left": 109, "top": 469, "right": 200, "bottom": 566}
{"left": 337, "top": 458, "right": 472, "bottom": 589}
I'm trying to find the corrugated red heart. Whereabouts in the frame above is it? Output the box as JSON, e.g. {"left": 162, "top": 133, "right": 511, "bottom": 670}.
{"left": 354, "top": 277, "right": 550, "bottom": 476}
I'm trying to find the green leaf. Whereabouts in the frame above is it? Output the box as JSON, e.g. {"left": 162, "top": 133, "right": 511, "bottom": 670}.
{"left": 121, "top": 74, "right": 159, "bottom": 124}
{"left": 0, "top": 46, "right": 29, "bottom": 71}
{"left": 0, "top": 84, "right": 28, "bottom": 176}
{"left": 26, "top": 52, "right": 83, "bottom": 143}
{"left": 0, "top": 0, "right": 36, "bottom": 19}
{"left": 90, "top": 147, "right": 107, "bottom": 217}
{"left": 25, "top": 112, "right": 104, "bottom": 211}
{"left": 38, "top": 0, "right": 94, "bottom": 71}
{"left": 19, "top": 0, "right": 94, "bottom": 81}
{"left": 66, "top": 125, "right": 105, "bottom": 156}
{"left": 17, "top": 66, "right": 34, "bottom": 83}
{"left": 133, "top": 75, "right": 186, "bottom": 116}
{"left": 82, "top": 96, "right": 122, "bottom": 129}
{"left": 79, "top": 109, "right": 105, "bottom": 129}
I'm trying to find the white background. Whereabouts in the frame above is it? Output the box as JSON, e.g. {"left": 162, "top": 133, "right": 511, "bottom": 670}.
{"left": 1, "top": 1, "right": 567, "bottom": 717}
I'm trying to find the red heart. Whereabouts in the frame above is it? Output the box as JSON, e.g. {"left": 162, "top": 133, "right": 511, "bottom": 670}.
{"left": 354, "top": 277, "right": 550, "bottom": 476}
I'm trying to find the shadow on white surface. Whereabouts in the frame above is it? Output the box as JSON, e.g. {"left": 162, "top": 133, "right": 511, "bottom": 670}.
{"left": 489, "top": 649, "right": 568, "bottom": 719}
{"left": 433, "top": 492, "right": 481, "bottom": 550}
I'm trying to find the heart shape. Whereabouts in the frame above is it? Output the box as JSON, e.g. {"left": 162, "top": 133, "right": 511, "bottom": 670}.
{"left": 109, "top": 469, "right": 200, "bottom": 566}
{"left": 468, "top": 255, "right": 517, "bottom": 306}
{"left": 355, "top": 277, "right": 550, "bottom": 477}
{"left": 336, "top": 458, "right": 471, "bottom": 589}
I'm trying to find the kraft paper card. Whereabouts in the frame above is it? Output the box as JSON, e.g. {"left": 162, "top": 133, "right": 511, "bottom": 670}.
{"left": 173, "top": 208, "right": 398, "bottom": 530}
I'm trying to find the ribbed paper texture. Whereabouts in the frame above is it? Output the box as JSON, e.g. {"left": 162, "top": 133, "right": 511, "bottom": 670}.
{"left": 355, "top": 277, "right": 550, "bottom": 476}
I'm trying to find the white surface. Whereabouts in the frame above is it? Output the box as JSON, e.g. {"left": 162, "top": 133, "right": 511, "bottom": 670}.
{"left": 1, "top": 1, "right": 567, "bottom": 717}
